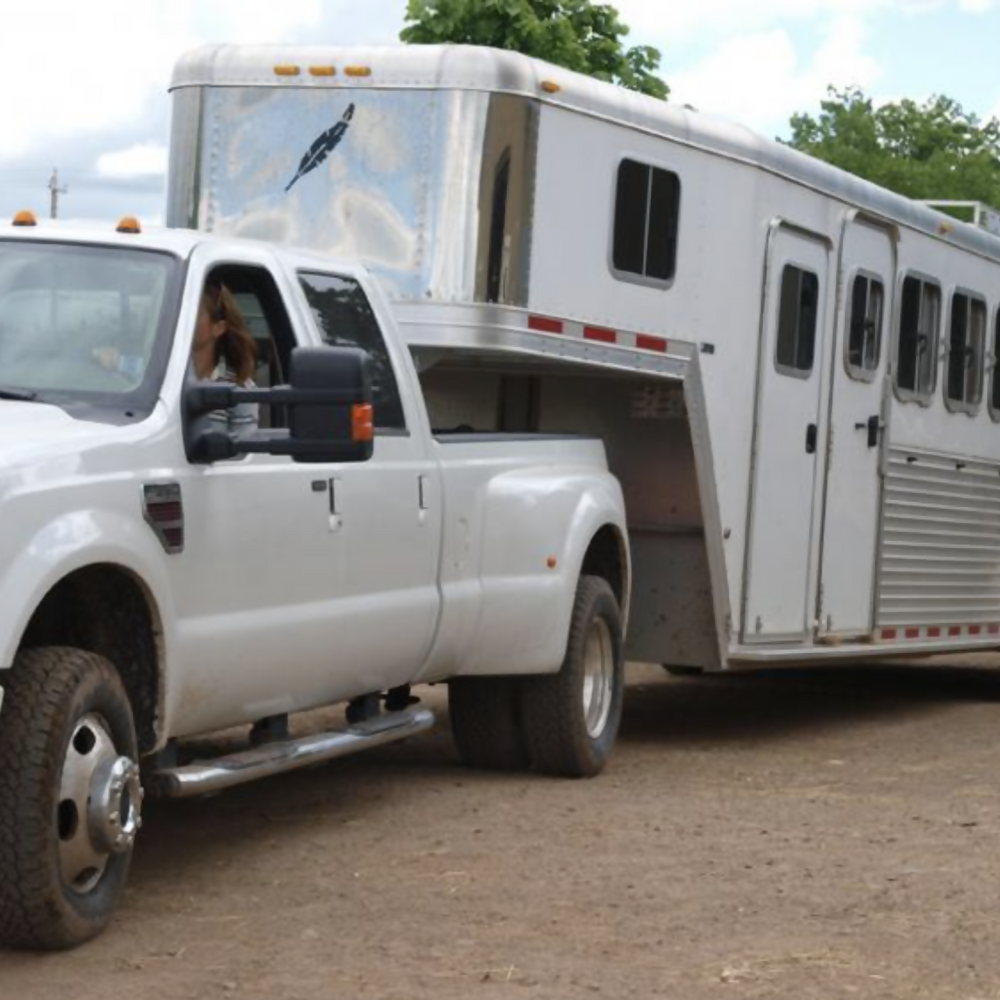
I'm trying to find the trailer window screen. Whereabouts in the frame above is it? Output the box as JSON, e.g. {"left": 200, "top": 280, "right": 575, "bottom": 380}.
{"left": 775, "top": 265, "right": 819, "bottom": 375}
{"left": 298, "top": 272, "right": 405, "bottom": 430}
{"left": 846, "top": 274, "right": 884, "bottom": 377}
{"left": 896, "top": 276, "right": 940, "bottom": 399}
{"left": 612, "top": 160, "right": 680, "bottom": 284}
{"left": 946, "top": 292, "right": 986, "bottom": 411}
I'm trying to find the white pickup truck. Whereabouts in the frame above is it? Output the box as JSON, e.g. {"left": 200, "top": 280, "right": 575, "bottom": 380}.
{"left": 0, "top": 213, "right": 629, "bottom": 949}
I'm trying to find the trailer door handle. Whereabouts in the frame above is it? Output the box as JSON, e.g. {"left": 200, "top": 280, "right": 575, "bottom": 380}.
{"left": 805, "top": 423, "right": 817, "bottom": 455}
{"left": 854, "top": 414, "right": 881, "bottom": 449}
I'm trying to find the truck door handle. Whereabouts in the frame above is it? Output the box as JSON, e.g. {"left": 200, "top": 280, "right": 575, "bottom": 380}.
{"left": 854, "top": 415, "right": 881, "bottom": 449}
{"left": 805, "top": 423, "right": 817, "bottom": 455}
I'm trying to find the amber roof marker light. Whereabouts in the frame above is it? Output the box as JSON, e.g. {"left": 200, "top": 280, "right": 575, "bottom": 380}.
{"left": 116, "top": 216, "right": 142, "bottom": 235}
{"left": 12, "top": 210, "right": 38, "bottom": 227}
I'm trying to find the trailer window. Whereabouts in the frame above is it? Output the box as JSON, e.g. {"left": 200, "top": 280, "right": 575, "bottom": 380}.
{"left": 775, "top": 265, "right": 819, "bottom": 376}
{"left": 612, "top": 159, "right": 680, "bottom": 285}
{"left": 992, "top": 310, "right": 1000, "bottom": 421}
{"left": 945, "top": 292, "right": 986, "bottom": 413}
{"left": 298, "top": 272, "right": 405, "bottom": 431}
{"left": 896, "top": 276, "right": 940, "bottom": 401}
{"left": 846, "top": 274, "right": 884, "bottom": 379}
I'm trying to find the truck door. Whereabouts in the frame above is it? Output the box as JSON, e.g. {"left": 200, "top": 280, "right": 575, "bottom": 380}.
{"left": 295, "top": 269, "right": 443, "bottom": 693}
{"left": 169, "top": 255, "right": 440, "bottom": 737}
{"left": 816, "top": 216, "right": 894, "bottom": 638}
{"left": 743, "top": 224, "right": 830, "bottom": 642}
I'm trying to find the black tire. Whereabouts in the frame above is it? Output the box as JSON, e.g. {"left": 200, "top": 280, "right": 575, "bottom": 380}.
{"left": 0, "top": 647, "right": 139, "bottom": 950}
{"left": 448, "top": 677, "right": 528, "bottom": 771}
{"left": 519, "top": 576, "right": 624, "bottom": 778}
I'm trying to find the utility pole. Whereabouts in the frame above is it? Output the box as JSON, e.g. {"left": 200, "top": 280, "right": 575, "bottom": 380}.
{"left": 48, "top": 168, "right": 67, "bottom": 219}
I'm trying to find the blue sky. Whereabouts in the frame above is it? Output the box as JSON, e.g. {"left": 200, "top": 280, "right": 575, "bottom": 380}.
{"left": 0, "top": 0, "right": 997, "bottom": 225}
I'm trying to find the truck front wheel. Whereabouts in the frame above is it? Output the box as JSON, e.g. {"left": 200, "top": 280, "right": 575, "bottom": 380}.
{"left": 0, "top": 648, "right": 143, "bottom": 950}
{"left": 519, "top": 576, "right": 624, "bottom": 778}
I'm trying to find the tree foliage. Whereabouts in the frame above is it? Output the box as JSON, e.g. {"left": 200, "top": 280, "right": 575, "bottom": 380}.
{"left": 787, "top": 87, "right": 1000, "bottom": 207}
{"left": 400, "top": 0, "right": 668, "bottom": 100}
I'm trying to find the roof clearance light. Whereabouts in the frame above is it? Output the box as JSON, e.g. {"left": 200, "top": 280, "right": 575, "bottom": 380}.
{"left": 344, "top": 65, "right": 372, "bottom": 78}
{"left": 541, "top": 80, "right": 561, "bottom": 94}
{"left": 116, "top": 216, "right": 142, "bottom": 235}
{"left": 274, "top": 65, "right": 301, "bottom": 77}
{"left": 309, "top": 65, "right": 337, "bottom": 77}
{"left": 12, "top": 210, "right": 38, "bottom": 227}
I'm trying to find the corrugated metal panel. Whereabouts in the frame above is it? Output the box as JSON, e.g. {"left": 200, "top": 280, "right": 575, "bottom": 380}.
{"left": 877, "top": 448, "right": 1000, "bottom": 626}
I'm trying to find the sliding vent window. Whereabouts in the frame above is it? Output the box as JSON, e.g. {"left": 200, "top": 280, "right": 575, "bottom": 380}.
{"left": 298, "top": 272, "right": 406, "bottom": 431}
{"left": 846, "top": 274, "right": 884, "bottom": 379}
{"left": 775, "top": 265, "right": 819, "bottom": 376}
{"left": 612, "top": 159, "right": 680, "bottom": 284}
{"left": 896, "top": 276, "right": 940, "bottom": 400}
{"left": 946, "top": 292, "right": 986, "bottom": 412}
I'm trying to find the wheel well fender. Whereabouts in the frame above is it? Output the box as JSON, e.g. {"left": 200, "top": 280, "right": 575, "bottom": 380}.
{"left": 0, "top": 513, "right": 175, "bottom": 754}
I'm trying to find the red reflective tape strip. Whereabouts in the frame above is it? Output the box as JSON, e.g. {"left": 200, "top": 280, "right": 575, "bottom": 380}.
{"left": 881, "top": 628, "right": 897, "bottom": 640}
{"left": 989, "top": 625, "right": 1000, "bottom": 636}
{"left": 928, "top": 627, "right": 941, "bottom": 638}
{"left": 636, "top": 334, "right": 668, "bottom": 353}
{"left": 584, "top": 326, "right": 616, "bottom": 344}
{"left": 528, "top": 316, "right": 563, "bottom": 334}
{"left": 948, "top": 626, "right": 962, "bottom": 637}
{"left": 969, "top": 625, "right": 982, "bottom": 636}
{"left": 905, "top": 628, "right": 920, "bottom": 639}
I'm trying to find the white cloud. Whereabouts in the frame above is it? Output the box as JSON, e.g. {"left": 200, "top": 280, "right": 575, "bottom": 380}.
{"left": 668, "top": 15, "right": 881, "bottom": 135}
{"left": 0, "top": 0, "right": 328, "bottom": 160}
{"left": 96, "top": 143, "right": 169, "bottom": 179}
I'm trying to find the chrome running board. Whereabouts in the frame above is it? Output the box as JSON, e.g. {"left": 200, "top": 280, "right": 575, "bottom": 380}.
{"left": 151, "top": 707, "right": 435, "bottom": 799}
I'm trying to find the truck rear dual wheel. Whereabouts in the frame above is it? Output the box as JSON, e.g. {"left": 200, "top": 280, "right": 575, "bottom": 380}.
{"left": 0, "top": 648, "right": 143, "bottom": 950}
{"left": 449, "top": 575, "right": 624, "bottom": 778}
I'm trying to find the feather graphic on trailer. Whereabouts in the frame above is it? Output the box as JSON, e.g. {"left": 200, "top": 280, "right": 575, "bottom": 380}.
{"left": 284, "top": 104, "right": 356, "bottom": 193}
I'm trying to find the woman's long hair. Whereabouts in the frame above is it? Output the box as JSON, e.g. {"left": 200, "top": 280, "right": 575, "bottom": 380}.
{"left": 203, "top": 283, "right": 258, "bottom": 385}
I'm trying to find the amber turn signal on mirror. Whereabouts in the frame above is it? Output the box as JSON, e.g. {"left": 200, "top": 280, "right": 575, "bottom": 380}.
{"left": 351, "top": 404, "right": 374, "bottom": 443}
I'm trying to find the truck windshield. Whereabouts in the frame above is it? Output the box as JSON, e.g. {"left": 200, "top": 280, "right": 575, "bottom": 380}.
{"left": 0, "top": 241, "right": 178, "bottom": 408}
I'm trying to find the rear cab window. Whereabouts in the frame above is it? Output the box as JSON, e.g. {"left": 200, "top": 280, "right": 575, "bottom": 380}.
{"left": 298, "top": 272, "right": 406, "bottom": 432}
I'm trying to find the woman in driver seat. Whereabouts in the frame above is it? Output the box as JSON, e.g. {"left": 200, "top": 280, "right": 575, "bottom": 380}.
{"left": 193, "top": 282, "right": 259, "bottom": 431}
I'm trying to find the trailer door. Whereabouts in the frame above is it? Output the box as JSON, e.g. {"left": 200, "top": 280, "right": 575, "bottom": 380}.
{"left": 743, "top": 226, "right": 829, "bottom": 642}
{"left": 816, "top": 217, "right": 894, "bottom": 637}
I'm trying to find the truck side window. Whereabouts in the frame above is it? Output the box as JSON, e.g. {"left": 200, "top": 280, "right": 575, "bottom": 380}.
{"left": 775, "top": 264, "right": 819, "bottom": 376}
{"left": 896, "top": 275, "right": 941, "bottom": 401}
{"left": 612, "top": 159, "right": 680, "bottom": 285}
{"left": 298, "top": 272, "right": 406, "bottom": 431}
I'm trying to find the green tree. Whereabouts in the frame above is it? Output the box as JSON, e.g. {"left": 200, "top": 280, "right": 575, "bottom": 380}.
{"left": 787, "top": 86, "right": 1000, "bottom": 208}
{"left": 400, "top": 0, "right": 668, "bottom": 100}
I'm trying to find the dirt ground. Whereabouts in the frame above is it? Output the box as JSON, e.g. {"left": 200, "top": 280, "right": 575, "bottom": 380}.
{"left": 5, "top": 657, "right": 1000, "bottom": 999}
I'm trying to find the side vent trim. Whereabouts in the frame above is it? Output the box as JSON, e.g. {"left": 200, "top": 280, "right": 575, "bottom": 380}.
{"left": 142, "top": 483, "right": 185, "bottom": 555}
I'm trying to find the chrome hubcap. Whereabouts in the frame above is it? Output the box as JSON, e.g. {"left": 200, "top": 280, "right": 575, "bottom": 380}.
{"left": 582, "top": 617, "right": 615, "bottom": 739}
{"left": 58, "top": 714, "right": 143, "bottom": 894}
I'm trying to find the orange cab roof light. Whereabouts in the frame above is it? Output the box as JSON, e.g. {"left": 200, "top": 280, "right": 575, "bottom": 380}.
{"left": 116, "top": 216, "right": 141, "bottom": 235}
{"left": 344, "top": 65, "right": 372, "bottom": 78}
{"left": 12, "top": 210, "right": 37, "bottom": 227}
